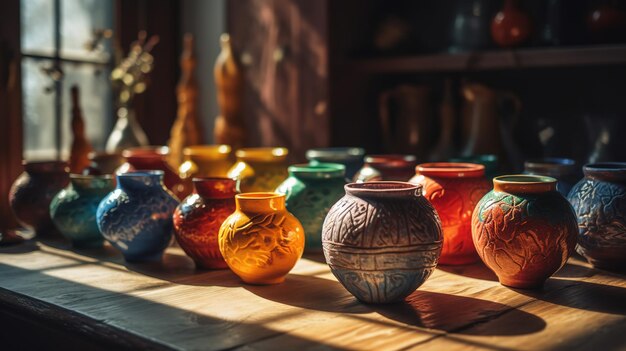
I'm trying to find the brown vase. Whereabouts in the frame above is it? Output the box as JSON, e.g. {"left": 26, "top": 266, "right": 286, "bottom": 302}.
{"left": 68, "top": 86, "right": 93, "bottom": 174}
{"left": 472, "top": 175, "right": 577, "bottom": 288}
{"left": 353, "top": 154, "right": 417, "bottom": 183}
{"left": 491, "top": 0, "right": 532, "bottom": 48}
{"left": 85, "top": 151, "right": 125, "bottom": 175}
{"left": 118, "top": 146, "right": 185, "bottom": 199}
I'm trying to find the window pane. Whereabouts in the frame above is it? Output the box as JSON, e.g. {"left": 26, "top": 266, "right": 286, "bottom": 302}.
{"left": 21, "top": 0, "right": 55, "bottom": 55}
{"left": 22, "top": 57, "right": 57, "bottom": 160}
{"left": 61, "top": 0, "right": 113, "bottom": 61}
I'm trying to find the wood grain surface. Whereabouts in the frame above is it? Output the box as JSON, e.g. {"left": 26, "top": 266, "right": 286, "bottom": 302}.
{"left": 0, "top": 240, "right": 625, "bottom": 350}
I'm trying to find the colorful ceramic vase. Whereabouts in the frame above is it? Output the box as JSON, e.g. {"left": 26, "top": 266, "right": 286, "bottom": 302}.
{"left": 449, "top": 154, "right": 499, "bottom": 179}
{"left": 410, "top": 163, "right": 490, "bottom": 265}
{"left": 218, "top": 192, "right": 305, "bottom": 284}
{"left": 178, "top": 145, "right": 232, "bottom": 179}
{"left": 9, "top": 161, "right": 70, "bottom": 237}
{"left": 118, "top": 146, "right": 187, "bottom": 198}
{"left": 524, "top": 158, "right": 579, "bottom": 197}
{"left": 173, "top": 178, "right": 237, "bottom": 269}
{"left": 491, "top": 0, "right": 532, "bottom": 48}
{"left": 568, "top": 163, "right": 626, "bottom": 270}
{"left": 50, "top": 174, "right": 114, "bottom": 248}
{"left": 85, "top": 151, "right": 125, "bottom": 175}
{"left": 275, "top": 163, "right": 346, "bottom": 252}
{"left": 472, "top": 175, "right": 577, "bottom": 288}
{"left": 306, "top": 147, "right": 365, "bottom": 180}
{"left": 97, "top": 171, "right": 179, "bottom": 262}
{"left": 322, "top": 182, "right": 443, "bottom": 304}
{"left": 353, "top": 154, "right": 417, "bottom": 183}
{"left": 227, "top": 148, "right": 289, "bottom": 192}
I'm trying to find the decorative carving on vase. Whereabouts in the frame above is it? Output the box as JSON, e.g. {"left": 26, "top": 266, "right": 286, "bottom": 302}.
{"left": 167, "top": 34, "right": 203, "bottom": 169}
{"left": 214, "top": 33, "right": 246, "bottom": 150}
{"left": 322, "top": 182, "right": 443, "bottom": 304}
{"left": 68, "top": 85, "right": 92, "bottom": 173}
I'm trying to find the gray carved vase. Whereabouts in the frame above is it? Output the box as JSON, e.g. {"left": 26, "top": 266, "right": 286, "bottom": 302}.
{"left": 568, "top": 163, "right": 626, "bottom": 270}
{"left": 322, "top": 181, "right": 443, "bottom": 304}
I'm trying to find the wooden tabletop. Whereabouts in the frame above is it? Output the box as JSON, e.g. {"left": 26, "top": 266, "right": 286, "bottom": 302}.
{"left": 0, "top": 240, "right": 625, "bottom": 351}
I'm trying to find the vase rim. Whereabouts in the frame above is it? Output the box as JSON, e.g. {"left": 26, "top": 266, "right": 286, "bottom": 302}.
{"left": 306, "top": 147, "right": 365, "bottom": 160}
{"left": 235, "top": 192, "right": 286, "bottom": 212}
{"left": 493, "top": 175, "right": 557, "bottom": 193}
{"left": 118, "top": 170, "right": 164, "bottom": 178}
{"left": 23, "top": 160, "right": 69, "bottom": 173}
{"left": 583, "top": 162, "right": 626, "bottom": 182}
{"left": 70, "top": 173, "right": 113, "bottom": 181}
{"left": 193, "top": 177, "right": 237, "bottom": 198}
{"left": 364, "top": 154, "right": 417, "bottom": 168}
{"left": 122, "top": 145, "right": 169, "bottom": 158}
{"left": 288, "top": 163, "right": 345, "bottom": 179}
{"left": 524, "top": 158, "right": 577, "bottom": 176}
{"left": 88, "top": 151, "right": 123, "bottom": 159}
{"left": 184, "top": 145, "right": 231, "bottom": 159}
{"left": 235, "top": 147, "right": 288, "bottom": 162}
{"left": 345, "top": 181, "right": 422, "bottom": 198}
{"left": 416, "top": 162, "right": 485, "bottom": 178}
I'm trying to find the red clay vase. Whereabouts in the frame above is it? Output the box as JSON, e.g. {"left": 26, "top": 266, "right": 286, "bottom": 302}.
{"left": 118, "top": 146, "right": 186, "bottom": 199}
{"left": 410, "top": 163, "right": 490, "bottom": 265}
{"left": 353, "top": 154, "right": 417, "bottom": 183}
{"left": 173, "top": 178, "right": 237, "bottom": 269}
{"left": 491, "top": 0, "right": 532, "bottom": 48}
{"left": 9, "top": 161, "right": 70, "bottom": 237}
{"left": 472, "top": 175, "right": 577, "bottom": 289}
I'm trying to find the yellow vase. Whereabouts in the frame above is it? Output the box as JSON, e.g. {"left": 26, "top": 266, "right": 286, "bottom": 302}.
{"left": 218, "top": 192, "right": 305, "bottom": 284}
{"left": 179, "top": 145, "right": 233, "bottom": 179}
{"left": 227, "top": 147, "right": 288, "bottom": 192}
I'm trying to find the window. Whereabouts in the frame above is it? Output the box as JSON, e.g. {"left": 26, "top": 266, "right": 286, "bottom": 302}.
{"left": 21, "top": 0, "right": 113, "bottom": 160}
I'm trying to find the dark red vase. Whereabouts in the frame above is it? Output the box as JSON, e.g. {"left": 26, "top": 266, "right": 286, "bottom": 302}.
{"left": 9, "top": 161, "right": 70, "bottom": 237}
{"left": 118, "top": 146, "right": 185, "bottom": 199}
{"left": 491, "top": 0, "right": 532, "bottom": 48}
{"left": 173, "top": 178, "right": 237, "bottom": 269}
{"left": 353, "top": 154, "right": 417, "bottom": 182}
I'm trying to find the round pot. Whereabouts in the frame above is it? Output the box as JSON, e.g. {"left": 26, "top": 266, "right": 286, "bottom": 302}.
{"left": 353, "top": 154, "right": 417, "bottom": 183}
{"left": 227, "top": 147, "right": 289, "bottom": 192}
{"left": 410, "top": 163, "right": 490, "bottom": 265}
{"left": 173, "top": 178, "right": 237, "bottom": 269}
{"left": 178, "top": 145, "right": 233, "bottom": 179}
{"left": 97, "top": 171, "right": 179, "bottom": 262}
{"left": 305, "top": 147, "right": 365, "bottom": 180}
{"left": 472, "top": 175, "right": 578, "bottom": 288}
{"left": 567, "top": 163, "right": 626, "bottom": 270}
{"left": 322, "top": 181, "right": 443, "bottom": 304}
{"left": 50, "top": 174, "right": 114, "bottom": 248}
{"left": 118, "top": 146, "right": 187, "bottom": 198}
{"left": 9, "top": 161, "right": 70, "bottom": 237}
{"left": 218, "top": 192, "right": 305, "bottom": 284}
{"left": 85, "top": 151, "right": 125, "bottom": 175}
{"left": 275, "top": 163, "right": 346, "bottom": 252}
{"left": 524, "top": 157, "right": 580, "bottom": 197}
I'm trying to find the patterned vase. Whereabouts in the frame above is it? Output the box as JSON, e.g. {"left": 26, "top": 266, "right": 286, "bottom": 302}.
{"left": 306, "top": 147, "right": 365, "bottom": 180}
{"left": 218, "top": 192, "right": 305, "bottom": 284}
{"left": 275, "top": 163, "right": 346, "bottom": 252}
{"left": 227, "top": 148, "right": 289, "bottom": 192}
{"left": 472, "top": 175, "right": 577, "bottom": 288}
{"left": 568, "top": 163, "right": 626, "bottom": 270}
{"left": 85, "top": 151, "right": 125, "bottom": 175}
{"left": 353, "top": 154, "right": 417, "bottom": 183}
{"left": 9, "top": 161, "right": 70, "bottom": 237}
{"left": 118, "top": 146, "right": 187, "bottom": 199}
{"left": 524, "top": 158, "right": 580, "bottom": 197}
{"left": 410, "top": 163, "right": 490, "bottom": 265}
{"left": 50, "top": 174, "right": 114, "bottom": 248}
{"left": 322, "top": 182, "right": 443, "bottom": 304}
{"left": 173, "top": 178, "right": 237, "bottom": 269}
{"left": 97, "top": 171, "right": 179, "bottom": 262}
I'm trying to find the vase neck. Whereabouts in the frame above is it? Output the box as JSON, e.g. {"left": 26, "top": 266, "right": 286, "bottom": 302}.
{"left": 493, "top": 175, "right": 557, "bottom": 194}
{"left": 288, "top": 163, "right": 345, "bottom": 180}
{"left": 117, "top": 171, "right": 166, "bottom": 192}
{"left": 364, "top": 155, "right": 416, "bottom": 170}
{"left": 70, "top": 174, "right": 114, "bottom": 195}
{"left": 345, "top": 181, "right": 422, "bottom": 200}
{"left": 24, "top": 161, "right": 69, "bottom": 175}
{"left": 194, "top": 178, "right": 237, "bottom": 199}
{"left": 235, "top": 193, "right": 286, "bottom": 213}
{"left": 584, "top": 163, "right": 626, "bottom": 183}
{"left": 416, "top": 162, "right": 485, "bottom": 179}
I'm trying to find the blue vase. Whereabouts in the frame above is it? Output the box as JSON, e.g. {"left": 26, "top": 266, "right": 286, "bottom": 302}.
{"left": 50, "top": 174, "right": 114, "bottom": 248}
{"left": 306, "top": 147, "right": 365, "bottom": 180}
{"left": 97, "top": 171, "right": 179, "bottom": 262}
{"left": 524, "top": 157, "right": 581, "bottom": 197}
{"left": 275, "top": 163, "right": 346, "bottom": 252}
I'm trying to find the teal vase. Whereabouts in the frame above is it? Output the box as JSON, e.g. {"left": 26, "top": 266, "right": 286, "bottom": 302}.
{"left": 50, "top": 174, "right": 115, "bottom": 248}
{"left": 275, "top": 163, "right": 346, "bottom": 252}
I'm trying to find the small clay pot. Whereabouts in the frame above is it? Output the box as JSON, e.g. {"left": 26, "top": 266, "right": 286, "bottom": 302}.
{"left": 118, "top": 146, "right": 186, "bottom": 198}
{"left": 227, "top": 148, "right": 289, "bottom": 192}
{"left": 353, "top": 154, "right": 417, "bottom": 183}
{"left": 472, "top": 175, "right": 577, "bottom": 289}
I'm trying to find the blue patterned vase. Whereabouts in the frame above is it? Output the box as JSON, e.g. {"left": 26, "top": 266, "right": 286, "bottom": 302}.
{"left": 50, "top": 174, "right": 114, "bottom": 248}
{"left": 568, "top": 163, "right": 626, "bottom": 270}
{"left": 97, "top": 171, "right": 179, "bottom": 262}
{"left": 275, "top": 163, "right": 346, "bottom": 252}
{"left": 322, "top": 181, "right": 443, "bottom": 304}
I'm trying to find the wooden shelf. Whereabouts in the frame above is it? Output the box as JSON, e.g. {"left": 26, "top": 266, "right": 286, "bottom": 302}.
{"left": 350, "top": 45, "right": 626, "bottom": 73}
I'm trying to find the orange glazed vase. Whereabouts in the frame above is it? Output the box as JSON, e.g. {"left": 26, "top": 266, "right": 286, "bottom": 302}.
{"left": 218, "top": 192, "right": 305, "bottom": 284}
{"left": 410, "top": 163, "right": 490, "bottom": 265}
{"left": 472, "top": 175, "right": 578, "bottom": 289}
{"left": 173, "top": 178, "right": 237, "bottom": 269}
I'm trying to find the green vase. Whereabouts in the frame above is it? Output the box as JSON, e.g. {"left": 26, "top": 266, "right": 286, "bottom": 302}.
{"left": 275, "top": 163, "right": 346, "bottom": 252}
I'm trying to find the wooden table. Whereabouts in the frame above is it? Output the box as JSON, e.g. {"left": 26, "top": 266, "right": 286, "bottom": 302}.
{"left": 0, "top": 240, "right": 625, "bottom": 351}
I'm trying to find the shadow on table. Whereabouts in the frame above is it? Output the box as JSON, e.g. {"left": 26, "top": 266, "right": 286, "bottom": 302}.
{"left": 0, "top": 239, "right": 39, "bottom": 254}
{"left": 436, "top": 261, "right": 498, "bottom": 282}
